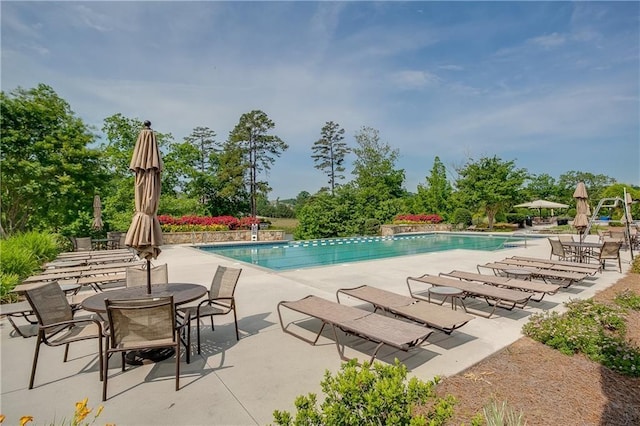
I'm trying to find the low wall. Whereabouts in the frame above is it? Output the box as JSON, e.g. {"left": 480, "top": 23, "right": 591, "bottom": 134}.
{"left": 162, "top": 230, "right": 286, "bottom": 245}
{"left": 380, "top": 224, "right": 452, "bottom": 236}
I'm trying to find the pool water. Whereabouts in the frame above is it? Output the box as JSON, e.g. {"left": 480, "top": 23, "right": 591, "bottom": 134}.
{"left": 197, "top": 233, "right": 528, "bottom": 271}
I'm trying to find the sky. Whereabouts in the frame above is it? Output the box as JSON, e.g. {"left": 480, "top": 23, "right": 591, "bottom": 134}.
{"left": 2, "top": 1, "right": 639, "bottom": 199}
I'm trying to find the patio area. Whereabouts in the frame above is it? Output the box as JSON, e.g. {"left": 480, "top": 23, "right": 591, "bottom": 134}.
{"left": 0, "top": 234, "right": 631, "bottom": 425}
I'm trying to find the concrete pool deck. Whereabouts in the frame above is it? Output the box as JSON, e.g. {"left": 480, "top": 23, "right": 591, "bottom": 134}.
{"left": 0, "top": 234, "right": 632, "bottom": 425}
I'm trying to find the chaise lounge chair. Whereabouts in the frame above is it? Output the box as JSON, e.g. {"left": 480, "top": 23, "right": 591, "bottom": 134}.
{"left": 439, "top": 270, "right": 560, "bottom": 302}
{"left": 335, "top": 285, "right": 473, "bottom": 334}
{"left": 406, "top": 274, "right": 532, "bottom": 318}
{"left": 508, "top": 256, "right": 600, "bottom": 275}
{"left": 277, "top": 295, "right": 433, "bottom": 363}
{"left": 478, "top": 262, "right": 587, "bottom": 288}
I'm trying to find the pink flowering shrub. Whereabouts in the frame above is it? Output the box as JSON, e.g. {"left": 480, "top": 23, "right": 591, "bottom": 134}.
{"left": 393, "top": 214, "right": 443, "bottom": 224}
{"left": 158, "top": 215, "right": 261, "bottom": 232}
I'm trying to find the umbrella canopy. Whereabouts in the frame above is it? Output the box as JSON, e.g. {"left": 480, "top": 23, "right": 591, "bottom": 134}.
{"left": 91, "top": 195, "right": 103, "bottom": 230}
{"left": 514, "top": 199, "right": 569, "bottom": 217}
{"left": 514, "top": 199, "right": 569, "bottom": 209}
{"left": 573, "top": 181, "right": 590, "bottom": 238}
{"left": 125, "top": 121, "right": 164, "bottom": 289}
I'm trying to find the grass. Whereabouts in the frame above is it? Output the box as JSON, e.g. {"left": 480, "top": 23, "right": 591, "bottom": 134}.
{"left": 265, "top": 217, "right": 299, "bottom": 235}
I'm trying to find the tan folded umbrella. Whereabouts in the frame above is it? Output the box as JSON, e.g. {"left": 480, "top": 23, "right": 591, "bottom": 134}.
{"left": 91, "top": 195, "right": 103, "bottom": 230}
{"left": 124, "top": 121, "right": 163, "bottom": 293}
{"left": 573, "top": 181, "right": 590, "bottom": 240}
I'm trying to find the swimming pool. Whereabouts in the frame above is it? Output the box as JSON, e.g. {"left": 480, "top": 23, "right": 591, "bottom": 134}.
{"left": 196, "top": 233, "right": 530, "bottom": 271}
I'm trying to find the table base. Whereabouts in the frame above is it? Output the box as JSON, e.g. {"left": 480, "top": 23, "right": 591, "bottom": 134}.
{"left": 125, "top": 348, "right": 175, "bottom": 365}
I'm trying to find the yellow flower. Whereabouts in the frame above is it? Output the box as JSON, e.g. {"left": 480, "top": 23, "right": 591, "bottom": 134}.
{"left": 19, "top": 416, "right": 33, "bottom": 426}
{"left": 0, "top": 414, "right": 5, "bottom": 423}
{"left": 95, "top": 405, "right": 104, "bottom": 417}
{"left": 75, "top": 397, "right": 88, "bottom": 414}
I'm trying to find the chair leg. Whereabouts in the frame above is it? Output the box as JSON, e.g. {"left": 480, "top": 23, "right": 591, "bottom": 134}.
{"left": 29, "top": 334, "right": 43, "bottom": 389}
{"left": 233, "top": 309, "right": 239, "bottom": 341}
{"left": 175, "top": 343, "right": 180, "bottom": 391}
{"left": 102, "top": 352, "right": 109, "bottom": 401}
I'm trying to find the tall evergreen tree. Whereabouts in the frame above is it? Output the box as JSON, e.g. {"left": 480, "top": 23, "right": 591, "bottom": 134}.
{"left": 227, "top": 110, "right": 288, "bottom": 217}
{"left": 311, "top": 121, "right": 349, "bottom": 195}
{"left": 417, "top": 156, "right": 452, "bottom": 217}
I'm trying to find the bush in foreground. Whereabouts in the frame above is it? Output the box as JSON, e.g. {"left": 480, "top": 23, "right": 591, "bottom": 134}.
{"left": 273, "top": 359, "right": 455, "bottom": 425}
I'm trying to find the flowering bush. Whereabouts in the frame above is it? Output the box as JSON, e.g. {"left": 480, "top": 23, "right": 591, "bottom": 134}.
{"left": 393, "top": 214, "right": 443, "bottom": 224}
{"left": 158, "top": 215, "right": 262, "bottom": 232}
{"left": 523, "top": 298, "right": 640, "bottom": 377}
{"left": 1, "top": 398, "right": 109, "bottom": 426}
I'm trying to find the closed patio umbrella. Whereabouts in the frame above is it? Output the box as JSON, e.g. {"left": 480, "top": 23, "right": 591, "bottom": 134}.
{"left": 124, "top": 120, "right": 163, "bottom": 294}
{"left": 92, "top": 195, "right": 103, "bottom": 230}
{"left": 573, "top": 181, "right": 590, "bottom": 241}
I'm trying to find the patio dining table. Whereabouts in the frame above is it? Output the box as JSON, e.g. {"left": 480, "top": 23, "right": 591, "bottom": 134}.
{"left": 82, "top": 283, "right": 207, "bottom": 364}
{"left": 561, "top": 241, "right": 603, "bottom": 263}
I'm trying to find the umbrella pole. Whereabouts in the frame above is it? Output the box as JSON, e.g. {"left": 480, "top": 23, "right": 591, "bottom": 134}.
{"left": 146, "top": 258, "right": 152, "bottom": 294}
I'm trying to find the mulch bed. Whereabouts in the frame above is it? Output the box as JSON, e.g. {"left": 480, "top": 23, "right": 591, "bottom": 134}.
{"left": 427, "top": 270, "right": 640, "bottom": 425}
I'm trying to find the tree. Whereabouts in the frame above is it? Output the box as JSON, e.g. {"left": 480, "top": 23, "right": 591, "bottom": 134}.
{"left": 227, "top": 110, "right": 288, "bottom": 217}
{"left": 0, "top": 84, "right": 108, "bottom": 236}
{"left": 455, "top": 156, "right": 528, "bottom": 229}
{"left": 311, "top": 121, "right": 349, "bottom": 195}
{"left": 216, "top": 140, "right": 251, "bottom": 216}
{"left": 352, "top": 126, "right": 404, "bottom": 198}
{"left": 524, "top": 173, "right": 559, "bottom": 202}
{"left": 416, "top": 156, "right": 452, "bottom": 218}
{"left": 557, "top": 171, "right": 616, "bottom": 205}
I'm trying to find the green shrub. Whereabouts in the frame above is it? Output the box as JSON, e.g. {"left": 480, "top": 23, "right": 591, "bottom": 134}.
{"left": 452, "top": 208, "right": 473, "bottom": 226}
{"left": 483, "top": 398, "right": 526, "bottom": 426}
{"left": 523, "top": 299, "right": 640, "bottom": 377}
{"left": 630, "top": 256, "right": 640, "bottom": 274}
{"left": 8, "top": 231, "right": 59, "bottom": 262}
{"left": 273, "top": 359, "right": 456, "bottom": 425}
{"left": 0, "top": 242, "right": 39, "bottom": 279}
{"left": 505, "top": 213, "right": 526, "bottom": 224}
{"left": 0, "top": 273, "right": 20, "bottom": 303}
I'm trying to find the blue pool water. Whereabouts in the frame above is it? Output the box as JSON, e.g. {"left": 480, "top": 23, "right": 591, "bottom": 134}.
{"left": 196, "top": 233, "right": 528, "bottom": 271}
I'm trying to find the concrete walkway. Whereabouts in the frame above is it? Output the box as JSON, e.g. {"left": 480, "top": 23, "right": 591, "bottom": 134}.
{"left": 0, "top": 234, "right": 631, "bottom": 425}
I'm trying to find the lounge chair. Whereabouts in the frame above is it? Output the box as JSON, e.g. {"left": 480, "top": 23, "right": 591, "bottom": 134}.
{"left": 406, "top": 274, "right": 532, "bottom": 318}
{"left": 497, "top": 257, "right": 599, "bottom": 276}
{"left": 508, "top": 256, "right": 601, "bottom": 274}
{"left": 335, "top": 285, "right": 473, "bottom": 334}
{"left": 478, "top": 262, "right": 587, "bottom": 288}
{"left": 440, "top": 270, "right": 560, "bottom": 302}
{"left": 277, "top": 295, "right": 432, "bottom": 363}
{"left": 0, "top": 300, "right": 38, "bottom": 338}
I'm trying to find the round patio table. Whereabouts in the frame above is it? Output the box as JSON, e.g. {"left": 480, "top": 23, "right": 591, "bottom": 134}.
{"left": 81, "top": 283, "right": 207, "bottom": 313}
{"left": 427, "top": 286, "right": 465, "bottom": 311}
{"left": 82, "top": 283, "right": 207, "bottom": 365}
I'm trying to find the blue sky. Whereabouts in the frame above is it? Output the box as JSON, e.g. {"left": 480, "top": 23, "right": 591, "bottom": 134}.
{"left": 2, "top": 1, "right": 639, "bottom": 199}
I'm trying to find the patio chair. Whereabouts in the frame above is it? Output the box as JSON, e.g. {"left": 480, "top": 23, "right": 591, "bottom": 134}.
{"left": 24, "top": 281, "right": 104, "bottom": 389}
{"left": 585, "top": 241, "right": 623, "bottom": 273}
{"left": 548, "top": 238, "right": 574, "bottom": 261}
{"left": 125, "top": 264, "right": 168, "bottom": 288}
{"left": 277, "top": 295, "right": 432, "bottom": 363}
{"left": 496, "top": 257, "right": 599, "bottom": 276}
{"left": 102, "top": 296, "right": 191, "bottom": 401}
{"left": 406, "top": 274, "right": 533, "bottom": 318}
{"left": 74, "top": 237, "right": 93, "bottom": 252}
{"left": 335, "top": 285, "right": 473, "bottom": 334}
{"left": 509, "top": 256, "right": 601, "bottom": 274}
{"left": 178, "top": 266, "right": 242, "bottom": 354}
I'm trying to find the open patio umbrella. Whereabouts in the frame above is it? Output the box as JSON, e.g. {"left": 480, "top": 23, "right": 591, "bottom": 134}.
{"left": 573, "top": 181, "right": 590, "bottom": 241}
{"left": 514, "top": 199, "right": 569, "bottom": 217}
{"left": 91, "top": 195, "right": 103, "bottom": 230}
{"left": 124, "top": 120, "right": 163, "bottom": 294}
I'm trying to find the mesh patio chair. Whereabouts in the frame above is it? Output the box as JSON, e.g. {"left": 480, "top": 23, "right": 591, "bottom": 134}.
{"left": 24, "top": 282, "right": 104, "bottom": 389}
{"left": 102, "top": 296, "right": 191, "bottom": 401}
{"left": 548, "top": 238, "right": 574, "bottom": 261}
{"left": 586, "top": 241, "right": 623, "bottom": 273}
{"left": 125, "top": 264, "right": 168, "bottom": 288}
{"left": 178, "top": 266, "right": 242, "bottom": 354}
{"left": 75, "top": 237, "right": 93, "bottom": 252}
